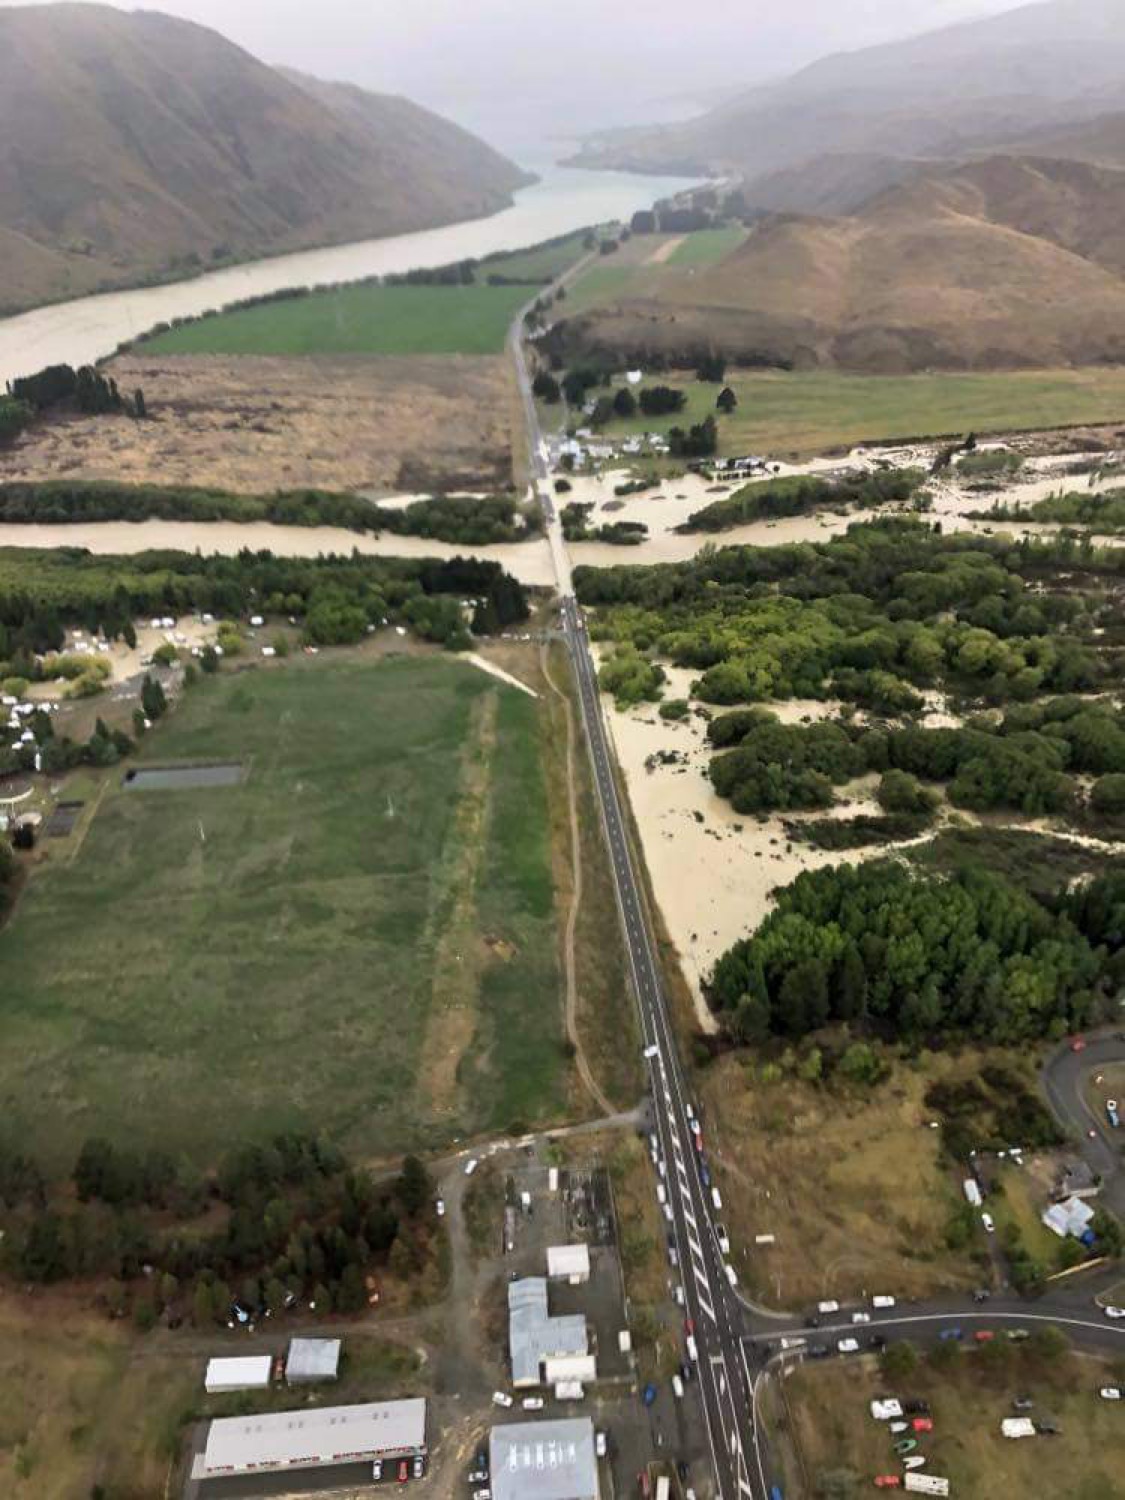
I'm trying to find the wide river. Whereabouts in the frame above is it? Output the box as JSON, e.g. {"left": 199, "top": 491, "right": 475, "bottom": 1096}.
{"left": 0, "top": 165, "right": 698, "bottom": 384}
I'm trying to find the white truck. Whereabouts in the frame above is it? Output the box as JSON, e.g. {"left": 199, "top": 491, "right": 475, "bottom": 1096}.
{"left": 963, "top": 1178, "right": 982, "bottom": 1207}
{"left": 870, "top": 1399, "right": 903, "bottom": 1420}
{"left": 905, "top": 1476, "right": 950, "bottom": 1496}
{"left": 554, "top": 1381, "right": 585, "bottom": 1401}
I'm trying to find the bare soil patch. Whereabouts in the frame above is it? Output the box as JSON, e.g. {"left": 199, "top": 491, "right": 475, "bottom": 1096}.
{"left": 1, "top": 352, "right": 518, "bottom": 495}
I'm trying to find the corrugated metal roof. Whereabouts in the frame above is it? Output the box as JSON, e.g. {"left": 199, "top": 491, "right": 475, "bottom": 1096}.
{"left": 508, "top": 1279, "right": 587, "bottom": 1387}
{"left": 202, "top": 1398, "right": 426, "bottom": 1474}
{"left": 491, "top": 1418, "right": 598, "bottom": 1500}
{"left": 204, "top": 1356, "right": 272, "bottom": 1392}
{"left": 546, "top": 1244, "right": 590, "bottom": 1278}
{"left": 285, "top": 1337, "right": 341, "bottom": 1382}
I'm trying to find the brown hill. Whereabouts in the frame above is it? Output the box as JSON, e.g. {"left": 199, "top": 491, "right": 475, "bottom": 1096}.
{"left": 0, "top": 3, "right": 531, "bottom": 316}
{"left": 557, "top": 155, "right": 1125, "bottom": 373}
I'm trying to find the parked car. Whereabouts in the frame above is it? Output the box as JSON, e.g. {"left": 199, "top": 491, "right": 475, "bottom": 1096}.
{"left": 903, "top": 1401, "right": 931, "bottom": 1416}
{"left": 398, "top": 1460, "right": 409, "bottom": 1483}
{"left": 412, "top": 1457, "right": 425, "bottom": 1479}
{"left": 464, "top": 1158, "right": 478, "bottom": 1176}
{"left": 716, "top": 1224, "right": 731, "bottom": 1255}
{"left": 492, "top": 1392, "right": 513, "bottom": 1408}
{"left": 912, "top": 1417, "right": 934, "bottom": 1433}
{"left": 837, "top": 1338, "right": 860, "bottom": 1354}
{"left": 1100, "top": 1387, "right": 1122, "bottom": 1401}
{"left": 522, "top": 1397, "right": 544, "bottom": 1411}
{"left": 852, "top": 1311, "right": 871, "bottom": 1324}
{"left": 468, "top": 1471, "right": 488, "bottom": 1484}
{"left": 1007, "top": 1328, "right": 1031, "bottom": 1341}
{"left": 981, "top": 1211, "right": 995, "bottom": 1233}
{"left": 893, "top": 1439, "right": 918, "bottom": 1456}
{"left": 874, "top": 1478, "right": 902, "bottom": 1489}
{"left": 373, "top": 1461, "right": 383, "bottom": 1481}
{"left": 939, "top": 1327, "right": 962, "bottom": 1340}
{"left": 972, "top": 1288, "right": 991, "bottom": 1303}
{"left": 473, "top": 1490, "right": 492, "bottom": 1500}
{"left": 435, "top": 1198, "right": 445, "bottom": 1217}
{"left": 974, "top": 1330, "right": 995, "bottom": 1343}
{"left": 642, "top": 1384, "right": 658, "bottom": 1407}
{"left": 1012, "top": 1397, "right": 1034, "bottom": 1412}
{"left": 1103, "top": 1305, "right": 1125, "bottom": 1320}
{"left": 596, "top": 1432, "right": 608, "bottom": 1457}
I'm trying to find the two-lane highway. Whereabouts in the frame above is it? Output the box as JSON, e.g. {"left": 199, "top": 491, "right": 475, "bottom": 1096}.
{"left": 512, "top": 289, "right": 763, "bottom": 1498}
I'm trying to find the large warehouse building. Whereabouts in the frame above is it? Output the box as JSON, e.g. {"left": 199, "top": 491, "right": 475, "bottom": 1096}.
{"left": 194, "top": 1397, "right": 426, "bottom": 1482}
{"left": 491, "top": 1418, "right": 599, "bottom": 1500}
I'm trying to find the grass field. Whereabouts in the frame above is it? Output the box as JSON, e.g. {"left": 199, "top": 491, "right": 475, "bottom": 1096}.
{"left": 665, "top": 227, "right": 747, "bottom": 266}
{"left": 0, "top": 656, "right": 565, "bottom": 1169}
{"left": 485, "top": 232, "right": 589, "bottom": 284}
{"left": 0, "top": 1297, "right": 422, "bottom": 1500}
{"left": 778, "top": 1351, "right": 1125, "bottom": 1499}
{"left": 143, "top": 282, "right": 532, "bottom": 356}
{"left": 581, "top": 367, "right": 1125, "bottom": 458}
{"left": 699, "top": 1050, "right": 985, "bottom": 1306}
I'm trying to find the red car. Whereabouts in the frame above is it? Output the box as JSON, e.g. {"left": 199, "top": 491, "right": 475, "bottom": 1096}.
{"left": 874, "top": 1478, "right": 901, "bottom": 1489}
{"left": 397, "top": 1460, "right": 409, "bottom": 1483}
{"left": 1070, "top": 1037, "right": 1087, "bottom": 1052}
{"left": 684, "top": 1317, "right": 695, "bottom": 1337}
{"left": 912, "top": 1417, "right": 934, "bottom": 1432}
{"left": 974, "top": 1329, "right": 994, "bottom": 1343}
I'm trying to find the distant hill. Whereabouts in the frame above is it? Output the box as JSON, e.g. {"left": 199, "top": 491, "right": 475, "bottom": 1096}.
{"left": 556, "top": 155, "right": 1125, "bottom": 373}
{"left": 573, "top": 0, "right": 1125, "bottom": 186}
{"left": 0, "top": 3, "right": 532, "bottom": 316}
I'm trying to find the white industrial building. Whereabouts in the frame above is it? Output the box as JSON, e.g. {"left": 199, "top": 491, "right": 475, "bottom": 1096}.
{"left": 285, "top": 1337, "right": 341, "bottom": 1384}
{"left": 547, "top": 1245, "right": 590, "bottom": 1284}
{"left": 195, "top": 1397, "right": 426, "bottom": 1480}
{"left": 509, "top": 1278, "right": 591, "bottom": 1388}
{"left": 204, "top": 1356, "right": 272, "bottom": 1394}
{"left": 491, "top": 1417, "right": 599, "bottom": 1500}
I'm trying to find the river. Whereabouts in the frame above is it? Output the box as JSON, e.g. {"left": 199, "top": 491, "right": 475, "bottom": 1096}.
{"left": 0, "top": 165, "right": 698, "bottom": 385}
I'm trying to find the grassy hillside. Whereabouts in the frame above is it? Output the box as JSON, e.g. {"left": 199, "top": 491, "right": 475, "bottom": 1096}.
{"left": 144, "top": 283, "right": 532, "bottom": 356}
{"left": 0, "top": 657, "right": 565, "bottom": 1168}
{"left": 0, "top": 4, "right": 530, "bottom": 315}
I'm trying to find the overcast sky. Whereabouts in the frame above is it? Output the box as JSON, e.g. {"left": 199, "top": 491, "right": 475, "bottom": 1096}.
{"left": 4, "top": 0, "right": 1026, "bottom": 158}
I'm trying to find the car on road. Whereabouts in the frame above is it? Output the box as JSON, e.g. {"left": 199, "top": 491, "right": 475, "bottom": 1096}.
{"left": 435, "top": 1198, "right": 445, "bottom": 1217}
{"left": 1103, "top": 1305, "right": 1125, "bottom": 1319}
{"left": 981, "top": 1211, "right": 995, "bottom": 1233}
{"left": 596, "top": 1431, "right": 608, "bottom": 1457}
{"left": 672, "top": 1284, "right": 685, "bottom": 1306}
{"left": 939, "top": 1327, "right": 963, "bottom": 1340}
{"left": 716, "top": 1224, "right": 731, "bottom": 1255}
{"left": 686, "top": 1334, "right": 699, "bottom": 1362}
{"left": 837, "top": 1337, "right": 860, "bottom": 1354}
{"left": 1108, "top": 1099, "right": 1120, "bottom": 1128}
{"left": 373, "top": 1462, "right": 383, "bottom": 1481}
{"left": 642, "top": 1383, "right": 658, "bottom": 1407}
{"left": 972, "top": 1288, "right": 991, "bottom": 1303}
{"left": 851, "top": 1311, "right": 871, "bottom": 1324}
{"left": 1100, "top": 1387, "right": 1122, "bottom": 1401}
{"left": 464, "top": 1158, "right": 478, "bottom": 1176}
{"left": 1007, "top": 1328, "right": 1030, "bottom": 1341}
{"left": 672, "top": 1374, "right": 685, "bottom": 1399}
{"left": 725, "top": 1263, "right": 738, "bottom": 1288}
{"left": 974, "top": 1330, "right": 995, "bottom": 1342}
{"left": 817, "top": 1300, "right": 840, "bottom": 1315}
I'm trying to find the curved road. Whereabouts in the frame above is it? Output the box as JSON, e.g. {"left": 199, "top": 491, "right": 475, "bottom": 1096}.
{"left": 510, "top": 292, "right": 1125, "bottom": 1498}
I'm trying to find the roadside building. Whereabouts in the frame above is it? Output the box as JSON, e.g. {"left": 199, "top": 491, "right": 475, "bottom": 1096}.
{"left": 1042, "top": 1194, "right": 1096, "bottom": 1240}
{"left": 194, "top": 1398, "right": 426, "bottom": 1484}
{"left": 547, "top": 1244, "right": 590, "bottom": 1284}
{"left": 204, "top": 1356, "right": 272, "bottom": 1394}
{"left": 285, "top": 1336, "right": 341, "bottom": 1384}
{"left": 490, "top": 1417, "right": 599, "bottom": 1500}
{"left": 509, "top": 1278, "right": 590, "bottom": 1388}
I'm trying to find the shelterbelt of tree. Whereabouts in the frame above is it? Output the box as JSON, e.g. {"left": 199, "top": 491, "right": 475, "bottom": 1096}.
{"left": 579, "top": 521, "right": 1115, "bottom": 712}
{"left": 0, "top": 480, "right": 540, "bottom": 547}
{"left": 707, "top": 858, "right": 1125, "bottom": 1047}
{"left": 0, "top": 548, "right": 529, "bottom": 662}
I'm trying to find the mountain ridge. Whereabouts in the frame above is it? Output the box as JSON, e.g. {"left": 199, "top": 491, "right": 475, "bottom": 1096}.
{"left": 0, "top": 2, "right": 532, "bottom": 316}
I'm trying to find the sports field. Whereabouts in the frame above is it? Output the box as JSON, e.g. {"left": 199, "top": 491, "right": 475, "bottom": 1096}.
{"left": 0, "top": 657, "right": 565, "bottom": 1169}
{"left": 595, "top": 367, "right": 1125, "bottom": 457}
{"left": 142, "top": 282, "right": 531, "bottom": 356}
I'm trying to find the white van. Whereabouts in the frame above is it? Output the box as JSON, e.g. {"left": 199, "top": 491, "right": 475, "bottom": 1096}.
{"left": 672, "top": 1374, "right": 685, "bottom": 1399}
{"left": 711, "top": 1187, "right": 723, "bottom": 1212}
{"left": 724, "top": 1264, "right": 738, "bottom": 1288}
{"left": 817, "top": 1300, "right": 840, "bottom": 1315}
{"left": 872, "top": 1295, "right": 896, "bottom": 1309}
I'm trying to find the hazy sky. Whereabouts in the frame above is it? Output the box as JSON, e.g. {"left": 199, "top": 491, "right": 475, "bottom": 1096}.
{"left": 4, "top": 0, "right": 1026, "bottom": 157}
